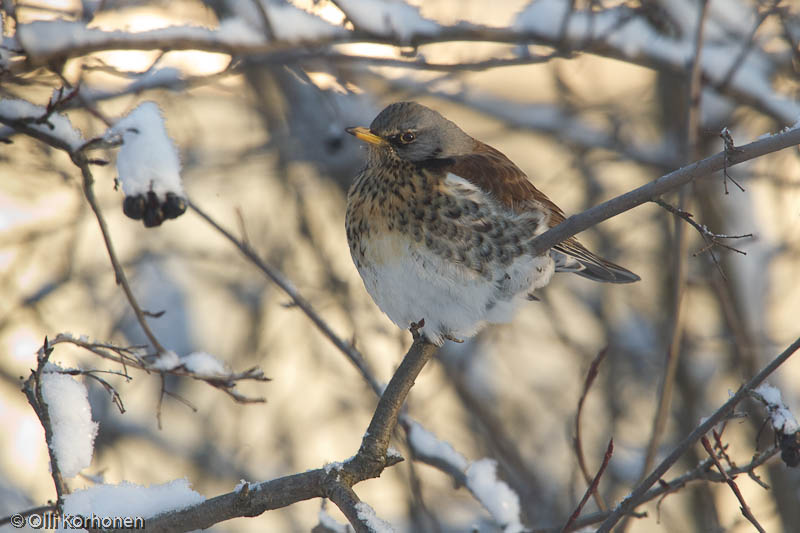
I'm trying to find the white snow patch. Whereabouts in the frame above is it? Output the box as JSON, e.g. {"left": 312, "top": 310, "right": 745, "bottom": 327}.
{"left": 354, "top": 501, "right": 394, "bottom": 532}
{"left": 0, "top": 98, "right": 84, "bottom": 150}
{"left": 335, "top": 0, "right": 438, "bottom": 41}
{"left": 324, "top": 460, "right": 344, "bottom": 474}
{"left": 150, "top": 350, "right": 181, "bottom": 371}
{"left": 407, "top": 421, "right": 468, "bottom": 471}
{"left": 755, "top": 384, "right": 799, "bottom": 434}
{"left": 181, "top": 352, "right": 227, "bottom": 377}
{"left": 319, "top": 506, "right": 353, "bottom": 533}
{"left": 62, "top": 478, "right": 204, "bottom": 522}
{"left": 386, "top": 446, "right": 403, "bottom": 460}
{"left": 111, "top": 102, "right": 183, "bottom": 199}
{"left": 513, "top": 0, "right": 568, "bottom": 36}
{"left": 17, "top": 19, "right": 265, "bottom": 59}
{"left": 266, "top": 3, "right": 347, "bottom": 41}
{"left": 465, "top": 458, "right": 524, "bottom": 533}
{"left": 40, "top": 366, "right": 98, "bottom": 478}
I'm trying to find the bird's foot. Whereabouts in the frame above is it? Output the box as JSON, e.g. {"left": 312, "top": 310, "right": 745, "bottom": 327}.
{"left": 409, "top": 318, "right": 426, "bottom": 341}
{"left": 526, "top": 292, "right": 540, "bottom": 301}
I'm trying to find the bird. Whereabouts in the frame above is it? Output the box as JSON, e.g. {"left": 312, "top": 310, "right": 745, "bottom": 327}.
{"left": 345, "top": 101, "right": 639, "bottom": 345}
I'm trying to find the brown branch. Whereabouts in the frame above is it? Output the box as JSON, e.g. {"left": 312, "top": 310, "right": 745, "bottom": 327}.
{"left": 562, "top": 439, "right": 613, "bottom": 533}
{"left": 597, "top": 334, "right": 800, "bottom": 532}
{"left": 701, "top": 436, "right": 766, "bottom": 533}
{"left": 573, "top": 348, "right": 607, "bottom": 512}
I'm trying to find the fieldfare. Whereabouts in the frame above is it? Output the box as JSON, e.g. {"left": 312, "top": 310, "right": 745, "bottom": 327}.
{"left": 345, "top": 102, "right": 638, "bottom": 345}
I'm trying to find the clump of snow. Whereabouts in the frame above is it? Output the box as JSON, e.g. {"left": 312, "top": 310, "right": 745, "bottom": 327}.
{"left": 181, "top": 352, "right": 228, "bottom": 377}
{"left": 0, "top": 98, "right": 84, "bottom": 150}
{"left": 18, "top": 19, "right": 266, "bottom": 60}
{"left": 110, "top": 102, "right": 183, "bottom": 199}
{"left": 150, "top": 350, "right": 181, "bottom": 371}
{"left": 754, "top": 384, "right": 799, "bottom": 434}
{"left": 62, "top": 478, "right": 204, "bottom": 520}
{"left": 407, "top": 421, "right": 468, "bottom": 471}
{"left": 354, "top": 501, "right": 394, "bottom": 532}
{"left": 265, "top": 4, "right": 347, "bottom": 42}
{"left": 465, "top": 459, "right": 524, "bottom": 533}
{"left": 319, "top": 506, "right": 352, "bottom": 533}
{"left": 40, "top": 366, "right": 98, "bottom": 478}
{"left": 335, "top": 0, "right": 438, "bottom": 41}
{"left": 513, "top": 0, "right": 568, "bottom": 35}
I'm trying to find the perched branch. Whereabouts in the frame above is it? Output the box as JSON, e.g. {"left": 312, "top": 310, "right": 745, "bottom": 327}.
{"left": 142, "top": 336, "right": 437, "bottom": 532}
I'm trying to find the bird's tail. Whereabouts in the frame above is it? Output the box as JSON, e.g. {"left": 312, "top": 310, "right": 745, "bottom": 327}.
{"left": 552, "top": 238, "right": 640, "bottom": 283}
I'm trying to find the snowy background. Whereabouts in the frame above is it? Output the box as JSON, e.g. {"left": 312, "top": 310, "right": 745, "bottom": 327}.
{"left": 1, "top": 0, "right": 799, "bottom": 531}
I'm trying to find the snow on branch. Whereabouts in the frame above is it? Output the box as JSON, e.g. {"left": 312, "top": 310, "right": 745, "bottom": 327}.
{"left": 334, "top": 0, "right": 438, "bottom": 41}
{"left": 39, "top": 365, "right": 99, "bottom": 478}
{"left": 0, "top": 97, "right": 84, "bottom": 151}
{"left": 465, "top": 459, "right": 524, "bottom": 533}
{"left": 63, "top": 479, "right": 205, "bottom": 523}
{"left": 513, "top": 1, "right": 799, "bottom": 122}
{"left": 752, "top": 383, "right": 800, "bottom": 434}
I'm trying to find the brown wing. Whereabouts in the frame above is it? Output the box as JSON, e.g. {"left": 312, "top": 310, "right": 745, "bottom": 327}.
{"left": 444, "top": 141, "right": 640, "bottom": 283}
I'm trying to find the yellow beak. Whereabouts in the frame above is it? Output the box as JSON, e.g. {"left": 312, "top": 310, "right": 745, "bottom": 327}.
{"left": 346, "top": 126, "right": 386, "bottom": 146}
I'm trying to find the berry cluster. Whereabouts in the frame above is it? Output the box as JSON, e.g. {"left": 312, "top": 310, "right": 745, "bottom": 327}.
{"left": 123, "top": 191, "right": 186, "bottom": 227}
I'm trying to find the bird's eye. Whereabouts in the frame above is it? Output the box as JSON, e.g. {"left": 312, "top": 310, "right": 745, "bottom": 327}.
{"left": 400, "top": 131, "right": 416, "bottom": 144}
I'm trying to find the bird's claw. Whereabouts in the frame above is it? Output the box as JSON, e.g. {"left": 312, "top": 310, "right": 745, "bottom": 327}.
{"left": 409, "top": 318, "right": 426, "bottom": 340}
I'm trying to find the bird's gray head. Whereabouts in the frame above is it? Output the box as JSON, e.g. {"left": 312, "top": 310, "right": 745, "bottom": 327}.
{"left": 346, "top": 102, "right": 474, "bottom": 163}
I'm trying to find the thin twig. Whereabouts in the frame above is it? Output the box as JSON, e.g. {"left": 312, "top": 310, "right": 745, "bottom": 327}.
{"left": 562, "top": 439, "right": 613, "bottom": 533}
{"left": 188, "top": 199, "right": 382, "bottom": 396}
{"left": 72, "top": 153, "right": 166, "bottom": 355}
{"left": 701, "top": 436, "right": 766, "bottom": 533}
{"left": 653, "top": 197, "right": 753, "bottom": 256}
{"left": 720, "top": 127, "right": 746, "bottom": 193}
{"left": 573, "top": 348, "right": 608, "bottom": 512}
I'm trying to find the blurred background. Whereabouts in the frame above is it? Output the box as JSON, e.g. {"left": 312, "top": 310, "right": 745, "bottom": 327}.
{"left": 1, "top": 0, "right": 799, "bottom": 531}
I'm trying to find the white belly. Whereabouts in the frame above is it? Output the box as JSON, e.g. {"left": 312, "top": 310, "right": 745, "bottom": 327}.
{"left": 356, "top": 234, "right": 554, "bottom": 345}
